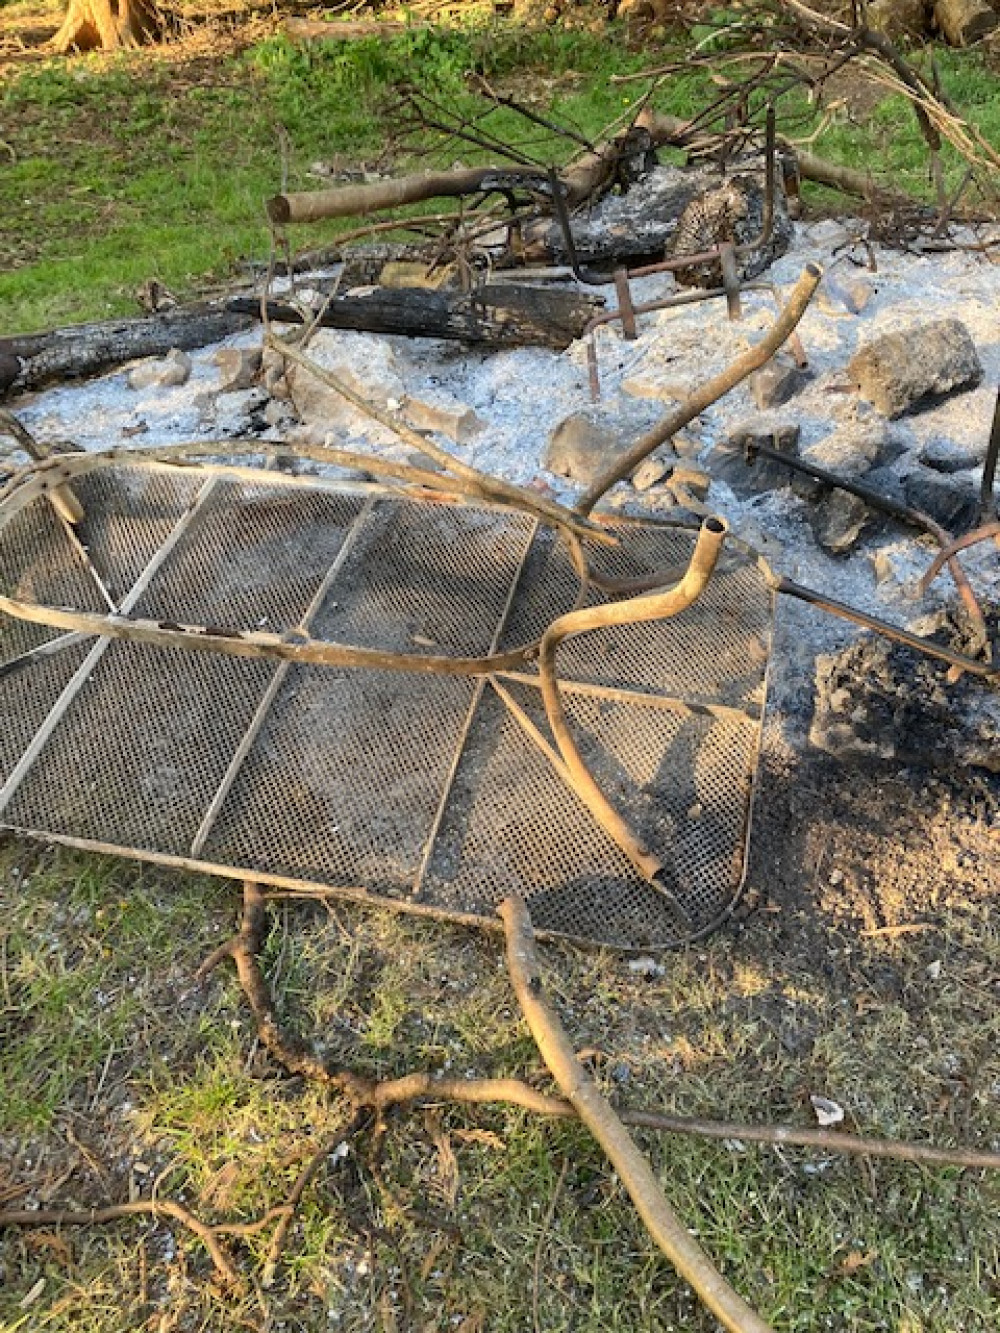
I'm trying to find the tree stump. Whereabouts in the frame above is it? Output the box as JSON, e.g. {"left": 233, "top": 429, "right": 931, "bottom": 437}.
{"left": 52, "top": 0, "right": 167, "bottom": 52}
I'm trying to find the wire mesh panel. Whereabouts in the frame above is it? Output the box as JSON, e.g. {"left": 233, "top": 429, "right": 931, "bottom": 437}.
{"left": 0, "top": 455, "right": 775, "bottom": 949}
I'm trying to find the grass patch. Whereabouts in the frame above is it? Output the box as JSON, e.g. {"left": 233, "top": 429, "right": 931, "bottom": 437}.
{"left": 4, "top": 11, "right": 999, "bottom": 334}
{"left": 3, "top": 824, "right": 997, "bottom": 1330}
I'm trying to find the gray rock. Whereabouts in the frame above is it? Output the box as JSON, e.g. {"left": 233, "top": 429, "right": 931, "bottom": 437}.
{"left": 903, "top": 469, "right": 978, "bottom": 531}
{"left": 127, "top": 348, "right": 192, "bottom": 391}
{"left": 214, "top": 346, "right": 262, "bottom": 393}
{"left": 708, "top": 421, "right": 800, "bottom": 494}
{"left": 403, "top": 394, "right": 485, "bottom": 446}
{"left": 919, "top": 435, "right": 989, "bottom": 474}
{"left": 805, "top": 422, "right": 903, "bottom": 476}
{"left": 811, "top": 490, "right": 871, "bottom": 554}
{"left": 544, "top": 401, "right": 658, "bottom": 487}
{"left": 668, "top": 464, "right": 711, "bottom": 503}
{"left": 750, "top": 356, "right": 812, "bottom": 411}
{"left": 797, "top": 423, "right": 903, "bottom": 502}
{"left": 631, "top": 456, "right": 672, "bottom": 491}
{"left": 848, "top": 318, "right": 983, "bottom": 418}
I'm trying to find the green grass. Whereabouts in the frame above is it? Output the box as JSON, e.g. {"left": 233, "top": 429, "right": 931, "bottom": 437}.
{"left": 1, "top": 833, "right": 998, "bottom": 1330}
{"left": 5, "top": 12, "right": 998, "bottom": 335}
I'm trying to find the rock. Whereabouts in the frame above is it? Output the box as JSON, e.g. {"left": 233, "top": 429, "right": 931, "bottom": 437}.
{"left": 750, "top": 355, "right": 812, "bottom": 410}
{"left": 919, "top": 435, "right": 989, "bottom": 474}
{"left": 214, "top": 346, "right": 262, "bottom": 393}
{"left": 797, "top": 423, "right": 903, "bottom": 502}
{"left": 708, "top": 421, "right": 800, "bottom": 494}
{"left": 822, "top": 273, "right": 875, "bottom": 315}
{"left": 284, "top": 334, "right": 405, "bottom": 432}
{"left": 402, "top": 394, "right": 486, "bottom": 445}
{"left": 811, "top": 610, "right": 1000, "bottom": 773}
{"left": 848, "top": 318, "right": 983, "bottom": 418}
{"left": 668, "top": 463, "right": 710, "bottom": 502}
{"left": 903, "top": 469, "right": 978, "bottom": 531}
{"left": 804, "top": 422, "right": 903, "bottom": 476}
{"left": 127, "top": 348, "right": 192, "bottom": 390}
{"left": 811, "top": 489, "right": 871, "bottom": 554}
{"left": 632, "top": 456, "right": 671, "bottom": 491}
{"left": 544, "top": 401, "right": 659, "bottom": 487}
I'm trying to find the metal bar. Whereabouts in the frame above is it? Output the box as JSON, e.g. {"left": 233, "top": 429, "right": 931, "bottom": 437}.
{"left": 0, "top": 630, "right": 90, "bottom": 682}
{"left": 747, "top": 441, "right": 989, "bottom": 649}
{"left": 775, "top": 577, "right": 998, "bottom": 679}
{"left": 492, "top": 670, "right": 760, "bottom": 722}
{"left": 0, "top": 476, "right": 220, "bottom": 816}
{"left": 189, "top": 496, "right": 378, "bottom": 859}
{"left": 981, "top": 386, "right": 1000, "bottom": 521}
{"left": 410, "top": 517, "right": 540, "bottom": 900}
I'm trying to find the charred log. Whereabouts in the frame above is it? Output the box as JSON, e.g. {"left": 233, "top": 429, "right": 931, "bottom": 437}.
{"left": 0, "top": 306, "right": 254, "bottom": 398}
{"left": 230, "top": 283, "right": 604, "bottom": 351}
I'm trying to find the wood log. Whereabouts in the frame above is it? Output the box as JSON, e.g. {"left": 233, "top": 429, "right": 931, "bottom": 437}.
{"left": 934, "top": 0, "right": 997, "bottom": 43}
{"left": 267, "top": 126, "right": 666, "bottom": 227}
{"left": 0, "top": 305, "right": 255, "bottom": 399}
{"left": 229, "top": 282, "right": 604, "bottom": 351}
{"left": 267, "top": 167, "right": 554, "bottom": 226}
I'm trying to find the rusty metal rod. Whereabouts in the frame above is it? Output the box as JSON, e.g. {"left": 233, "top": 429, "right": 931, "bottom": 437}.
{"left": 744, "top": 441, "right": 989, "bottom": 649}
{"left": 982, "top": 386, "right": 1000, "bottom": 521}
{"left": 918, "top": 521, "right": 1000, "bottom": 595}
{"left": 774, "top": 577, "right": 998, "bottom": 679}
{"left": 537, "top": 516, "right": 727, "bottom": 901}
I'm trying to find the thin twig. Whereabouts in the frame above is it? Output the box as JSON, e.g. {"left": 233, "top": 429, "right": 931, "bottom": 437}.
{"left": 0, "top": 1200, "right": 240, "bottom": 1286}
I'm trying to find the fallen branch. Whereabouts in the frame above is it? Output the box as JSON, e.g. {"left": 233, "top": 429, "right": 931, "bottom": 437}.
{"left": 0, "top": 304, "right": 254, "bottom": 398}
{"left": 500, "top": 895, "right": 774, "bottom": 1333}
{"left": 230, "top": 281, "right": 604, "bottom": 351}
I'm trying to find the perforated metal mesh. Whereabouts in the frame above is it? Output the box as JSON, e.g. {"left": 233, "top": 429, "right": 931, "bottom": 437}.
{"left": 0, "top": 459, "right": 774, "bottom": 949}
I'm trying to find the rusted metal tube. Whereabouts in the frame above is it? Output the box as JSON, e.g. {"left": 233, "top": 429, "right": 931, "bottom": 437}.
{"left": 537, "top": 516, "right": 728, "bottom": 898}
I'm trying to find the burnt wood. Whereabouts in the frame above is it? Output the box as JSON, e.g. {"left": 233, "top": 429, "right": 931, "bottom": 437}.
{"left": 229, "top": 282, "right": 605, "bottom": 351}
{"left": 0, "top": 306, "right": 255, "bottom": 398}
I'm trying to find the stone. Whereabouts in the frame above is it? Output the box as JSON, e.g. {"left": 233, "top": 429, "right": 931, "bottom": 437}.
{"left": 848, "top": 318, "right": 983, "bottom": 418}
{"left": 632, "top": 456, "right": 671, "bottom": 491}
{"left": 214, "top": 346, "right": 262, "bottom": 393}
{"left": 668, "top": 464, "right": 711, "bottom": 502}
{"left": 919, "top": 435, "right": 988, "bottom": 474}
{"left": 811, "top": 489, "right": 871, "bottom": 554}
{"left": 750, "top": 355, "right": 812, "bottom": 411}
{"left": 284, "top": 334, "right": 405, "bottom": 432}
{"left": 543, "top": 401, "right": 659, "bottom": 487}
{"left": 127, "top": 348, "right": 192, "bottom": 391}
{"left": 821, "top": 273, "right": 875, "bottom": 315}
{"left": 903, "top": 469, "right": 978, "bottom": 531}
{"left": 402, "top": 394, "right": 486, "bottom": 446}
{"left": 708, "top": 421, "right": 800, "bottom": 494}
{"left": 804, "top": 422, "right": 903, "bottom": 476}
{"left": 797, "top": 423, "right": 902, "bottom": 502}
